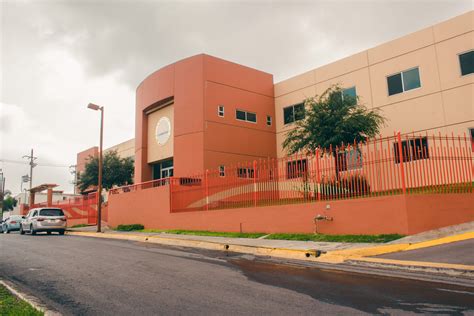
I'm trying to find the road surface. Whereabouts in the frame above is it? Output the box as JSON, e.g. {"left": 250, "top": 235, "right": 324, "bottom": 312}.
{"left": 1, "top": 233, "right": 473, "bottom": 315}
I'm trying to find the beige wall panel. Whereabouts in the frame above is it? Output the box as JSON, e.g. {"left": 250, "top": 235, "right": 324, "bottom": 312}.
{"left": 105, "top": 139, "right": 135, "bottom": 159}
{"left": 441, "top": 84, "right": 474, "bottom": 126}
{"left": 314, "top": 51, "right": 368, "bottom": 83}
{"left": 275, "top": 86, "right": 316, "bottom": 134}
{"left": 369, "top": 46, "right": 441, "bottom": 108}
{"left": 443, "top": 121, "right": 474, "bottom": 137}
{"left": 274, "top": 70, "right": 315, "bottom": 97}
{"left": 368, "top": 27, "right": 434, "bottom": 65}
{"left": 147, "top": 104, "right": 174, "bottom": 163}
{"left": 276, "top": 130, "right": 290, "bottom": 158}
{"left": 315, "top": 67, "right": 373, "bottom": 108}
{"left": 435, "top": 32, "right": 474, "bottom": 90}
{"left": 433, "top": 11, "right": 474, "bottom": 43}
{"left": 378, "top": 93, "right": 445, "bottom": 136}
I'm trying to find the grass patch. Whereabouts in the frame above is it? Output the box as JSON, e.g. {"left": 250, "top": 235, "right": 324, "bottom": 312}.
{"left": 266, "top": 233, "right": 404, "bottom": 243}
{"left": 0, "top": 284, "right": 43, "bottom": 316}
{"left": 116, "top": 224, "right": 145, "bottom": 231}
{"left": 139, "top": 229, "right": 266, "bottom": 239}
{"left": 71, "top": 224, "right": 89, "bottom": 228}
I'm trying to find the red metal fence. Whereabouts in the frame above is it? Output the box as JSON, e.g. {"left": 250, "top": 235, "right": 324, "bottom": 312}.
{"left": 111, "top": 132, "right": 473, "bottom": 213}
{"left": 25, "top": 193, "right": 98, "bottom": 225}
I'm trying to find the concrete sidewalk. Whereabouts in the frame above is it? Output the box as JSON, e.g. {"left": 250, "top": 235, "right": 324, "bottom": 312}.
{"left": 67, "top": 225, "right": 474, "bottom": 280}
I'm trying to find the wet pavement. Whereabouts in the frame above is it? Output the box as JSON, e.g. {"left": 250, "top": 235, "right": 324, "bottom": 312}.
{"left": 1, "top": 233, "right": 473, "bottom": 315}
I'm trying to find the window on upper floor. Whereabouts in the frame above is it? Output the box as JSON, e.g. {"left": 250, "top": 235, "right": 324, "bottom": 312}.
{"left": 266, "top": 115, "right": 272, "bottom": 126}
{"left": 283, "top": 103, "right": 305, "bottom": 125}
{"left": 459, "top": 50, "right": 474, "bottom": 76}
{"left": 387, "top": 67, "right": 421, "bottom": 96}
{"left": 236, "top": 109, "right": 257, "bottom": 123}
{"left": 218, "top": 105, "right": 224, "bottom": 117}
{"left": 341, "top": 86, "right": 357, "bottom": 105}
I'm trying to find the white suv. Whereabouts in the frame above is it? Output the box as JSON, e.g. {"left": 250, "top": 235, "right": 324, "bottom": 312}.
{"left": 20, "top": 208, "right": 67, "bottom": 235}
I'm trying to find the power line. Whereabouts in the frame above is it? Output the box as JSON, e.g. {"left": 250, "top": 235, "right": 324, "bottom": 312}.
{"left": 0, "top": 158, "right": 71, "bottom": 168}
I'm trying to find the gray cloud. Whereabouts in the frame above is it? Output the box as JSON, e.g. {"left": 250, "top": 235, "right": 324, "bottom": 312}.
{"left": 1, "top": 0, "right": 471, "bottom": 193}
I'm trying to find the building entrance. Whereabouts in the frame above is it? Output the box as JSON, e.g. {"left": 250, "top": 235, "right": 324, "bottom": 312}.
{"left": 152, "top": 158, "right": 174, "bottom": 180}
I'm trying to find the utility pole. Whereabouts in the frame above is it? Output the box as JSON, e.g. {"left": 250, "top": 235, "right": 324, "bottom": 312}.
{"left": 69, "top": 165, "right": 78, "bottom": 194}
{"left": 0, "top": 169, "right": 5, "bottom": 216}
{"left": 22, "top": 149, "right": 37, "bottom": 193}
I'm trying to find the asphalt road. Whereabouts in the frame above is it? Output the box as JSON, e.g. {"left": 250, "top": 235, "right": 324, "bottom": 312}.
{"left": 377, "top": 239, "right": 474, "bottom": 265}
{"left": 1, "top": 233, "right": 473, "bottom": 315}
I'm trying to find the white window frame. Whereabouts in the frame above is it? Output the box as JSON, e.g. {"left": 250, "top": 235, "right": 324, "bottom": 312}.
{"left": 283, "top": 103, "right": 305, "bottom": 125}
{"left": 458, "top": 49, "right": 474, "bottom": 77}
{"left": 266, "top": 115, "right": 272, "bottom": 126}
{"left": 217, "top": 105, "right": 225, "bottom": 117}
{"left": 341, "top": 86, "right": 357, "bottom": 102}
{"left": 235, "top": 109, "right": 257, "bottom": 124}
{"left": 386, "top": 66, "right": 422, "bottom": 96}
{"left": 219, "top": 165, "right": 225, "bottom": 177}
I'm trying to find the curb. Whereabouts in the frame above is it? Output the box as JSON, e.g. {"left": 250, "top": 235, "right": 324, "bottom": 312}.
{"left": 0, "top": 280, "right": 61, "bottom": 316}
{"left": 67, "top": 231, "right": 474, "bottom": 278}
{"left": 67, "top": 231, "right": 323, "bottom": 261}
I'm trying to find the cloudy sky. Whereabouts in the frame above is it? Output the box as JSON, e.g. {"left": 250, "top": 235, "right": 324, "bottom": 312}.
{"left": 0, "top": 0, "right": 471, "bottom": 195}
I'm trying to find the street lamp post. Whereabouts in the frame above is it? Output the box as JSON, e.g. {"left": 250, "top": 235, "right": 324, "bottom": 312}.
{"left": 87, "top": 103, "right": 104, "bottom": 233}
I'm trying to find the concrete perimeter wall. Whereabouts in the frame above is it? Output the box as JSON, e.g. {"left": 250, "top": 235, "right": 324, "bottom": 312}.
{"left": 108, "top": 187, "right": 473, "bottom": 235}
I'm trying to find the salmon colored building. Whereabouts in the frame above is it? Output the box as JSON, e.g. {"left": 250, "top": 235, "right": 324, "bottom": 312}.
{"left": 85, "top": 11, "right": 473, "bottom": 235}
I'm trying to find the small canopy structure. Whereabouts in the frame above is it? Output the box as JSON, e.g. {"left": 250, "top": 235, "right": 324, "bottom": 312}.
{"left": 29, "top": 184, "right": 58, "bottom": 207}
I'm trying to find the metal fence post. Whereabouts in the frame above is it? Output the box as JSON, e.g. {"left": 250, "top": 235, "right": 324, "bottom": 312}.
{"left": 253, "top": 160, "right": 257, "bottom": 207}
{"left": 205, "top": 170, "right": 209, "bottom": 211}
{"left": 396, "top": 132, "right": 407, "bottom": 195}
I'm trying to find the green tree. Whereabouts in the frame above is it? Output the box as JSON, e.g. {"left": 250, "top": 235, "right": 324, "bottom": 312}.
{"left": 2, "top": 195, "right": 17, "bottom": 212}
{"left": 283, "top": 85, "right": 385, "bottom": 154}
{"left": 77, "top": 150, "right": 134, "bottom": 193}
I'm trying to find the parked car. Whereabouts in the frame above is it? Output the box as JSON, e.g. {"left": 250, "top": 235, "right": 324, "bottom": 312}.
{"left": 0, "top": 220, "right": 3, "bottom": 233}
{"left": 2, "top": 215, "right": 25, "bottom": 233}
{"left": 20, "top": 208, "right": 67, "bottom": 235}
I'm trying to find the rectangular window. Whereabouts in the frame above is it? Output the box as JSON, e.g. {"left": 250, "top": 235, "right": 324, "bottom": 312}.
{"left": 287, "top": 159, "right": 307, "bottom": 179}
{"left": 236, "top": 109, "right": 257, "bottom": 123}
{"left": 283, "top": 103, "right": 305, "bottom": 124}
{"left": 218, "top": 105, "right": 224, "bottom": 117}
{"left": 179, "top": 178, "right": 202, "bottom": 186}
{"left": 393, "top": 137, "right": 429, "bottom": 163}
{"left": 341, "top": 86, "right": 357, "bottom": 104}
{"left": 469, "top": 128, "right": 474, "bottom": 151}
{"left": 266, "top": 115, "right": 272, "bottom": 126}
{"left": 237, "top": 167, "right": 255, "bottom": 179}
{"left": 459, "top": 50, "right": 474, "bottom": 76}
{"left": 219, "top": 165, "right": 225, "bottom": 177}
{"left": 387, "top": 67, "right": 421, "bottom": 96}
{"left": 337, "top": 149, "right": 363, "bottom": 171}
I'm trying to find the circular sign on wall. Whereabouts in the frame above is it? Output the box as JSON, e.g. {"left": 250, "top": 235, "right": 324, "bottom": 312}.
{"left": 155, "top": 117, "right": 171, "bottom": 146}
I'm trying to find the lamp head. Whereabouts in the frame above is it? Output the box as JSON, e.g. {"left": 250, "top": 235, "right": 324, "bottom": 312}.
{"left": 87, "top": 103, "right": 101, "bottom": 111}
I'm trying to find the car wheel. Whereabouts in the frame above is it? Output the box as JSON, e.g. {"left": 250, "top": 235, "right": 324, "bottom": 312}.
{"left": 20, "top": 226, "right": 25, "bottom": 235}
{"left": 59, "top": 230, "right": 65, "bottom": 235}
{"left": 6, "top": 229, "right": 10, "bottom": 234}
{"left": 30, "top": 225, "right": 36, "bottom": 235}
{"left": 47, "top": 231, "right": 52, "bottom": 235}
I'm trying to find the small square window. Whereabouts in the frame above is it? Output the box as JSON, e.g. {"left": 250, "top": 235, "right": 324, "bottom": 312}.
{"left": 218, "top": 105, "right": 224, "bottom": 117}
{"left": 387, "top": 73, "right": 403, "bottom": 96}
{"left": 459, "top": 51, "right": 474, "bottom": 76}
{"left": 341, "top": 87, "right": 357, "bottom": 105}
{"left": 266, "top": 115, "right": 272, "bottom": 126}
{"left": 236, "top": 110, "right": 246, "bottom": 121}
{"left": 246, "top": 112, "right": 257, "bottom": 123}
{"left": 219, "top": 165, "right": 225, "bottom": 177}
{"left": 402, "top": 68, "right": 421, "bottom": 91}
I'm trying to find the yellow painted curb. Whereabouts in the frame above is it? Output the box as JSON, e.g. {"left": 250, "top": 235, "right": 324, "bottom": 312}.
{"left": 405, "top": 231, "right": 474, "bottom": 251}
{"left": 351, "top": 257, "right": 474, "bottom": 272}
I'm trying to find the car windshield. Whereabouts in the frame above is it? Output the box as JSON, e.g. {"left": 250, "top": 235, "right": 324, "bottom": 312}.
{"left": 39, "top": 209, "right": 64, "bottom": 217}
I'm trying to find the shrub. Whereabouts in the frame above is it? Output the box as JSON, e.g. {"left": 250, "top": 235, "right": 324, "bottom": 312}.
{"left": 116, "top": 224, "right": 145, "bottom": 231}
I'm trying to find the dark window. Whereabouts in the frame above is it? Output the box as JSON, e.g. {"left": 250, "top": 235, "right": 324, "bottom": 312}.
{"left": 39, "top": 209, "right": 64, "bottom": 217}
{"left": 459, "top": 51, "right": 474, "bottom": 76}
{"left": 387, "top": 73, "right": 403, "bottom": 96}
{"left": 341, "top": 87, "right": 357, "bottom": 104}
{"left": 287, "top": 159, "right": 307, "bottom": 179}
{"left": 236, "top": 109, "right": 257, "bottom": 123}
{"left": 393, "top": 137, "right": 429, "bottom": 163}
{"left": 336, "top": 149, "right": 363, "bottom": 171}
{"left": 266, "top": 115, "right": 272, "bottom": 126}
{"left": 388, "top": 68, "right": 421, "bottom": 96}
{"left": 218, "top": 105, "right": 224, "bottom": 117}
{"left": 246, "top": 112, "right": 257, "bottom": 122}
{"left": 219, "top": 165, "right": 225, "bottom": 177}
{"left": 283, "top": 103, "right": 305, "bottom": 124}
{"left": 237, "top": 168, "right": 255, "bottom": 179}
{"left": 236, "top": 110, "right": 246, "bottom": 120}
